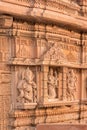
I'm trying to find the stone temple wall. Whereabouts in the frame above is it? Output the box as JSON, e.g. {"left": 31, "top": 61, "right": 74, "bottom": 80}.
{"left": 0, "top": 0, "right": 87, "bottom": 130}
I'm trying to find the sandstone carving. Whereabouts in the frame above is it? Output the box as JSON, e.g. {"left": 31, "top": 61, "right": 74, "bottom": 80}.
{"left": 42, "top": 43, "right": 67, "bottom": 63}
{"left": 17, "top": 67, "right": 37, "bottom": 103}
{"left": 47, "top": 68, "right": 58, "bottom": 99}
{"left": 67, "top": 69, "right": 77, "bottom": 101}
{"left": 1, "top": 0, "right": 87, "bottom": 130}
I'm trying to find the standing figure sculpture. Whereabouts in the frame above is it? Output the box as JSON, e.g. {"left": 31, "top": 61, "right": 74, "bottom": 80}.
{"left": 17, "top": 67, "right": 37, "bottom": 103}
{"left": 47, "top": 68, "right": 58, "bottom": 99}
{"left": 67, "top": 69, "right": 77, "bottom": 101}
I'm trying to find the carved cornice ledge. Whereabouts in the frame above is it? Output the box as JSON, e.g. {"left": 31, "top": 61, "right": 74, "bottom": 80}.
{"left": 8, "top": 58, "right": 35, "bottom": 66}
{"left": 16, "top": 103, "right": 37, "bottom": 110}
{"left": 7, "top": 58, "right": 87, "bottom": 69}
{"left": 37, "top": 61, "right": 82, "bottom": 69}
{"left": 38, "top": 100, "right": 79, "bottom": 108}
{"left": 0, "top": 1, "right": 87, "bottom": 32}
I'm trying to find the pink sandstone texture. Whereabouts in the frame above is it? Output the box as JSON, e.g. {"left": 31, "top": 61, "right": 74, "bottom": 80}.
{"left": 0, "top": 0, "right": 87, "bottom": 130}
{"left": 37, "top": 124, "right": 87, "bottom": 130}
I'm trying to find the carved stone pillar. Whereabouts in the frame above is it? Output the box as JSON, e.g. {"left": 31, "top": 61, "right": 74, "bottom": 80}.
{"left": 62, "top": 67, "right": 67, "bottom": 100}
{"left": 41, "top": 65, "right": 49, "bottom": 102}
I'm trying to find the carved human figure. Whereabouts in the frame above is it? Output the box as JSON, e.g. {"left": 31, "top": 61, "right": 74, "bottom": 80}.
{"left": 47, "top": 68, "right": 58, "bottom": 99}
{"left": 17, "top": 67, "right": 37, "bottom": 103}
{"left": 67, "top": 69, "right": 77, "bottom": 101}
{"left": 54, "top": 71, "right": 58, "bottom": 88}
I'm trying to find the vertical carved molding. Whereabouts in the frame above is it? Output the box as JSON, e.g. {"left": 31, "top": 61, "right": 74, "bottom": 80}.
{"left": 81, "top": 69, "right": 84, "bottom": 99}
{"left": 62, "top": 67, "right": 67, "bottom": 100}
{"left": 42, "top": 65, "right": 49, "bottom": 102}
{"left": 36, "top": 66, "right": 41, "bottom": 103}
{"left": 36, "top": 38, "right": 41, "bottom": 59}
{"left": 81, "top": 34, "right": 85, "bottom": 64}
{"left": 82, "top": 45, "right": 85, "bottom": 64}
{"left": 81, "top": 69, "right": 87, "bottom": 99}
{"left": 58, "top": 69, "right": 63, "bottom": 100}
{"left": 56, "top": 68, "right": 59, "bottom": 99}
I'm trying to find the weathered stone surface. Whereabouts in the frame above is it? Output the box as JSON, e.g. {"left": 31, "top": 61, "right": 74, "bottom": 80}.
{"left": 37, "top": 124, "right": 87, "bottom": 130}
{"left": 0, "top": 0, "right": 87, "bottom": 130}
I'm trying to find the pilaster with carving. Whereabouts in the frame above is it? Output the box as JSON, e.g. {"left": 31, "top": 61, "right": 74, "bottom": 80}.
{"left": 0, "top": 15, "right": 13, "bottom": 130}
{"left": 58, "top": 68, "right": 63, "bottom": 100}
{"left": 62, "top": 67, "right": 68, "bottom": 100}
{"left": 41, "top": 65, "right": 49, "bottom": 102}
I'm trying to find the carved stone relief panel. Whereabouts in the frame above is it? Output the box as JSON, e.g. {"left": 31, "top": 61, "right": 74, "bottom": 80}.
{"left": 47, "top": 67, "right": 59, "bottom": 100}
{"left": 12, "top": 66, "right": 37, "bottom": 109}
{"left": 66, "top": 68, "right": 80, "bottom": 101}
{"left": 16, "top": 67, "right": 37, "bottom": 103}
{"left": 66, "top": 69, "right": 77, "bottom": 101}
{"left": 0, "top": 36, "right": 11, "bottom": 62}
{"left": 39, "top": 66, "right": 81, "bottom": 107}
{"left": 13, "top": 37, "right": 36, "bottom": 59}
{"left": 40, "top": 42, "right": 81, "bottom": 65}
{"left": 59, "top": 43, "right": 81, "bottom": 63}
{"left": 40, "top": 66, "right": 63, "bottom": 106}
{"left": 43, "top": 43, "right": 67, "bottom": 63}
{"left": 36, "top": 39, "right": 48, "bottom": 59}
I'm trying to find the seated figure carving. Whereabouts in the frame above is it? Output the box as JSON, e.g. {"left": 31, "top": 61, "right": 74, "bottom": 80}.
{"left": 17, "top": 67, "right": 37, "bottom": 103}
